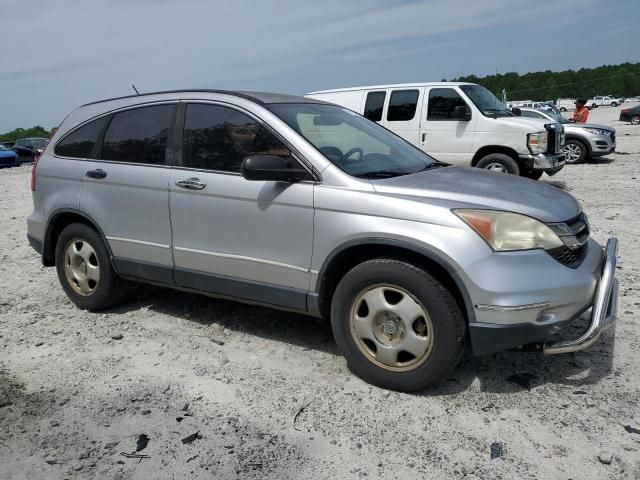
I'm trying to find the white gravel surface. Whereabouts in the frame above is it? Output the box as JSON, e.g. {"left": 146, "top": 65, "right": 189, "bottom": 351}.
{"left": 1, "top": 106, "right": 639, "bottom": 479}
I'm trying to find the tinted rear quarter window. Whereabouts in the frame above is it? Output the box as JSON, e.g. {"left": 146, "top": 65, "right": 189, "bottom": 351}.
{"left": 387, "top": 90, "right": 419, "bottom": 121}
{"left": 100, "top": 104, "right": 175, "bottom": 165}
{"left": 427, "top": 88, "right": 467, "bottom": 120}
{"left": 363, "top": 91, "right": 386, "bottom": 122}
{"left": 54, "top": 117, "right": 109, "bottom": 158}
{"left": 182, "top": 104, "right": 290, "bottom": 173}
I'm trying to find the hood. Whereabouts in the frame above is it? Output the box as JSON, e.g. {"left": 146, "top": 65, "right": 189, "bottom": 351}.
{"left": 490, "top": 116, "right": 551, "bottom": 132}
{"left": 0, "top": 150, "right": 17, "bottom": 158}
{"left": 565, "top": 122, "right": 614, "bottom": 132}
{"left": 372, "top": 167, "right": 580, "bottom": 223}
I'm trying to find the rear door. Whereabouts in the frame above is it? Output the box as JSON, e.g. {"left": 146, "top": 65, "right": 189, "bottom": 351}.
{"left": 421, "top": 87, "right": 476, "bottom": 165}
{"left": 382, "top": 88, "right": 424, "bottom": 146}
{"left": 168, "top": 102, "right": 314, "bottom": 310}
{"left": 79, "top": 103, "right": 177, "bottom": 280}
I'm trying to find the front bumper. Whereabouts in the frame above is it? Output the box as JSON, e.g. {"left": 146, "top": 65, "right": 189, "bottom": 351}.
{"left": 519, "top": 152, "right": 565, "bottom": 173}
{"left": 588, "top": 133, "right": 616, "bottom": 157}
{"left": 466, "top": 237, "right": 618, "bottom": 355}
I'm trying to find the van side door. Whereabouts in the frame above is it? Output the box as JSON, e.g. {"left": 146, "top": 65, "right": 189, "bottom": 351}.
{"left": 421, "top": 87, "right": 476, "bottom": 165}
{"left": 381, "top": 88, "right": 424, "bottom": 147}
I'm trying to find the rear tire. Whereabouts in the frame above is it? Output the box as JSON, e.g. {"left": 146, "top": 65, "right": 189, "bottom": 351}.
{"left": 330, "top": 259, "right": 466, "bottom": 391}
{"left": 475, "top": 153, "right": 520, "bottom": 175}
{"left": 563, "top": 139, "right": 588, "bottom": 164}
{"left": 631, "top": 115, "right": 640, "bottom": 125}
{"left": 55, "top": 223, "right": 124, "bottom": 311}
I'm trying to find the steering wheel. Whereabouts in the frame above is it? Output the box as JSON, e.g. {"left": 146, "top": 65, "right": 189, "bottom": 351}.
{"left": 318, "top": 146, "right": 344, "bottom": 163}
{"left": 343, "top": 147, "right": 364, "bottom": 162}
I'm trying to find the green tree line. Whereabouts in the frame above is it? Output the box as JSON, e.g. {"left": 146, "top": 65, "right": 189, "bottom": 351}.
{"left": 0, "top": 126, "right": 51, "bottom": 143}
{"left": 451, "top": 62, "right": 640, "bottom": 102}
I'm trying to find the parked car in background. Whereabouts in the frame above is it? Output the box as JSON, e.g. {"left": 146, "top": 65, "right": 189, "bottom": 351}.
{"left": 587, "top": 96, "right": 623, "bottom": 108}
{"left": 12, "top": 137, "right": 48, "bottom": 164}
{"left": 619, "top": 104, "right": 640, "bottom": 125}
{"left": 0, "top": 144, "right": 19, "bottom": 168}
{"left": 27, "top": 89, "right": 618, "bottom": 391}
{"left": 556, "top": 98, "right": 576, "bottom": 112}
{"left": 519, "top": 106, "right": 616, "bottom": 164}
{"left": 306, "top": 82, "right": 565, "bottom": 180}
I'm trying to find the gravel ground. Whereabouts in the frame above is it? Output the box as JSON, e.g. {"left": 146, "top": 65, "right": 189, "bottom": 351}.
{"left": 1, "top": 106, "right": 639, "bottom": 479}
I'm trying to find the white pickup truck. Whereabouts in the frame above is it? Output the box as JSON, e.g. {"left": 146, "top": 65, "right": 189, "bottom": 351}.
{"left": 306, "top": 82, "right": 565, "bottom": 180}
{"left": 587, "top": 96, "right": 623, "bottom": 108}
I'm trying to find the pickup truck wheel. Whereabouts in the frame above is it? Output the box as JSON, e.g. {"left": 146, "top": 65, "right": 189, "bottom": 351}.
{"left": 631, "top": 115, "right": 640, "bottom": 125}
{"left": 475, "top": 153, "right": 520, "bottom": 175}
{"left": 563, "top": 139, "right": 587, "bottom": 164}
{"left": 611, "top": 102, "right": 618, "bottom": 107}
{"left": 55, "top": 223, "right": 124, "bottom": 311}
{"left": 330, "top": 259, "right": 466, "bottom": 391}
{"left": 559, "top": 107, "right": 567, "bottom": 112}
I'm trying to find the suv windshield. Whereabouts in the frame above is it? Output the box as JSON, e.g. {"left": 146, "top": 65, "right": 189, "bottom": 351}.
{"left": 268, "top": 103, "right": 438, "bottom": 178}
{"left": 540, "top": 108, "right": 567, "bottom": 123}
{"left": 460, "top": 84, "right": 514, "bottom": 117}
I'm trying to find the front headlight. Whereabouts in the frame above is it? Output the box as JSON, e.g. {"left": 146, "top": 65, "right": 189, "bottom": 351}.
{"left": 454, "top": 209, "right": 564, "bottom": 251}
{"left": 583, "top": 127, "right": 611, "bottom": 135}
{"left": 527, "top": 131, "right": 548, "bottom": 154}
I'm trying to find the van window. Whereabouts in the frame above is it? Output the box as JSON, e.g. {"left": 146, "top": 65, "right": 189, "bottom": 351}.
{"left": 182, "top": 104, "right": 290, "bottom": 173}
{"left": 100, "top": 104, "right": 175, "bottom": 165}
{"left": 427, "top": 88, "right": 468, "bottom": 120}
{"left": 54, "top": 116, "right": 109, "bottom": 158}
{"left": 363, "top": 91, "right": 386, "bottom": 122}
{"left": 387, "top": 90, "right": 419, "bottom": 121}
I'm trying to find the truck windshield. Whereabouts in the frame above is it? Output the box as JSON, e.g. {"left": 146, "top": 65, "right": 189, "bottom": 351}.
{"left": 268, "top": 103, "right": 438, "bottom": 178}
{"left": 460, "top": 85, "right": 514, "bottom": 117}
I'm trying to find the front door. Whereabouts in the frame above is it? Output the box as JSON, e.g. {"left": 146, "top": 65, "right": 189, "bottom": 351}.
{"left": 421, "top": 87, "right": 476, "bottom": 165}
{"left": 169, "top": 102, "right": 314, "bottom": 310}
{"left": 80, "top": 103, "right": 176, "bottom": 279}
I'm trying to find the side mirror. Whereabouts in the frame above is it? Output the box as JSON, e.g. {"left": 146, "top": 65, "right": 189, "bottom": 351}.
{"left": 241, "top": 155, "right": 310, "bottom": 182}
{"left": 511, "top": 107, "right": 522, "bottom": 116}
{"left": 452, "top": 105, "right": 472, "bottom": 121}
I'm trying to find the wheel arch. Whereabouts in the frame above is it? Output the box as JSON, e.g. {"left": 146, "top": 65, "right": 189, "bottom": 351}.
{"left": 564, "top": 135, "right": 592, "bottom": 155}
{"left": 43, "top": 209, "right": 114, "bottom": 267}
{"left": 312, "top": 239, "right": 475, "bottom": 326}
{"left": 471, "top": 145, "right": 519, "bottom": 167}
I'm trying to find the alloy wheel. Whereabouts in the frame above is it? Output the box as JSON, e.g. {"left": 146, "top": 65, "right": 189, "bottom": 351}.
{"left": 563, "top": 143, "right": 582, "bottom": 163}
{"left": 483, "top": 162, "right": 508, "bottom": 173}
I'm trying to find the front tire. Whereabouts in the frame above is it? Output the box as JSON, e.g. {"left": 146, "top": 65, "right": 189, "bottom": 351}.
{"left": 475, "top": 153, "right": 520, "bottom": 175}
{"left": 560, "top": 107, "right": 567, "bottom": 112}
{"left": 631, "top": 115, "right": 640, "bottom": 125}
{"left": 611, "top": 102, "right": 618, "bottom": 107}
{"left": 55, "top": 223, "right": 124, "bottom": 311}
{"left": 563, "top": 139, "right": 588, "bottom": 164}
{"left": 330, "top": 259, "right": 466, "bottom": 391}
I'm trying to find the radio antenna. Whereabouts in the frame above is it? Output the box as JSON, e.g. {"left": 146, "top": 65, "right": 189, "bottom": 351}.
{"left": 131, "top": 84, "right": 140, "bottom": 95}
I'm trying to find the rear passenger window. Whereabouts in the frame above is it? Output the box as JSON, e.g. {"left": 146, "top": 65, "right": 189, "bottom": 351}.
{"left": 182, "top": 104, "right": 290, "bottom": 173}
{"left": 54, "top": 116, "right": 109, "bottom": 158}
{"left": 100, "top": 104, "right": 175, "bottom": 165}
{"left": 427, "top": 88, "right": 467, "bottom": 120}
{"left": 387, "top": 90, "right": 419, "bottom": 121}
{"left": 363, "top": 91, "right": 386, "bottom": 122}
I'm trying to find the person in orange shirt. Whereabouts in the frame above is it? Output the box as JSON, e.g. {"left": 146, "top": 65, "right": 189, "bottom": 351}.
{"left": 572, "top": 99, "right": 589, "bottom": 123}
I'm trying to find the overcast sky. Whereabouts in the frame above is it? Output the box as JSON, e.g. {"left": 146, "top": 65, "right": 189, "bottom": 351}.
{"left": 0, "top": 0, "right": 638, "bottom": 131}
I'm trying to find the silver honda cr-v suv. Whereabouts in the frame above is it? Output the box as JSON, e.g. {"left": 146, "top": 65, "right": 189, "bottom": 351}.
{"left": 27, "top": 90, "right": 618, "bottom": 391}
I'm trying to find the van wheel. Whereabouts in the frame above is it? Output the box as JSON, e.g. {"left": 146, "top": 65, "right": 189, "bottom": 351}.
{"left": 475, "top": 153, "right": 520, "bottom": 175}
{"left": 560, "top": 107, "right": 567, "bottom": 112}
{"left": 563, "top": 139, "right": 588, "bottom": 164}
{"left": 521, "top": 169, "right": 543, "bottom": 180}
{"left": 631, "top": 115, "right": 640, "bottom": 125}
{"left": 55, "top": 223, "right": 124, "bottom": 311}
{"left": 330, "top": 259, "right": 466, "bottom": 391}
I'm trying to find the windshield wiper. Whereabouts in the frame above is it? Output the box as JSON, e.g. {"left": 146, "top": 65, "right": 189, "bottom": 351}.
{"left": 356, "top": 170, "right": 405, "bottom": 179}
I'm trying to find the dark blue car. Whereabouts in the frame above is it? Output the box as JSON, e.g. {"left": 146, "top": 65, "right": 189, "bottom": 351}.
{"left": 0, "top": 144, "right": 19, "bottom": 168}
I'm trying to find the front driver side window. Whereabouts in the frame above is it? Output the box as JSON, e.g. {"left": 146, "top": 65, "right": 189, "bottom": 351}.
{"left": 427, "top": 88, "right": 467, "bottom": 120}
{"left": 182, "top": 104, "right": 291, "bottom": 173}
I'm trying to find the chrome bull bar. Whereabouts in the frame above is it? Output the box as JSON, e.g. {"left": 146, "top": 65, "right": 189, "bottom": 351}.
{"left": 544, "top": 237, "right": 619, "bottom": 354}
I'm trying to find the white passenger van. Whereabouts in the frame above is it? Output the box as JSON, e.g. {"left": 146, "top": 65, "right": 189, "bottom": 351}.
{"left": 306, "top": 82, "right": 565, "bottom": 179}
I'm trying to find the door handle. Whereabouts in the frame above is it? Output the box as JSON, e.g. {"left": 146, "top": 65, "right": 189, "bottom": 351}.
{"left": 86, "top": 169, "right": 107, "bottom": 179}
{"left": 421, "top": 133, "right": 427, "bottom": 143}
{"left": 175, "top": 178, "right": 206, "bottom": 190}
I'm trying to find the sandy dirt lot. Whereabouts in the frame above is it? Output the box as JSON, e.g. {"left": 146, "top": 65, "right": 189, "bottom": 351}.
{"left": 1, "top": 106, "right": 639, "bottom": 479}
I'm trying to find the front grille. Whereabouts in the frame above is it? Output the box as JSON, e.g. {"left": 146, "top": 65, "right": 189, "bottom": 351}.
{"left": 548, "top": 244, "right": 587, "bottom": 268}
{"left": 610, "top": 132, "right": 616, "bottom": 143}
{"left": 545, "top": 123, "right": 563, "bottom": 153}
{"left": 546, "top": 212, "right": 590, "bottom": 268}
